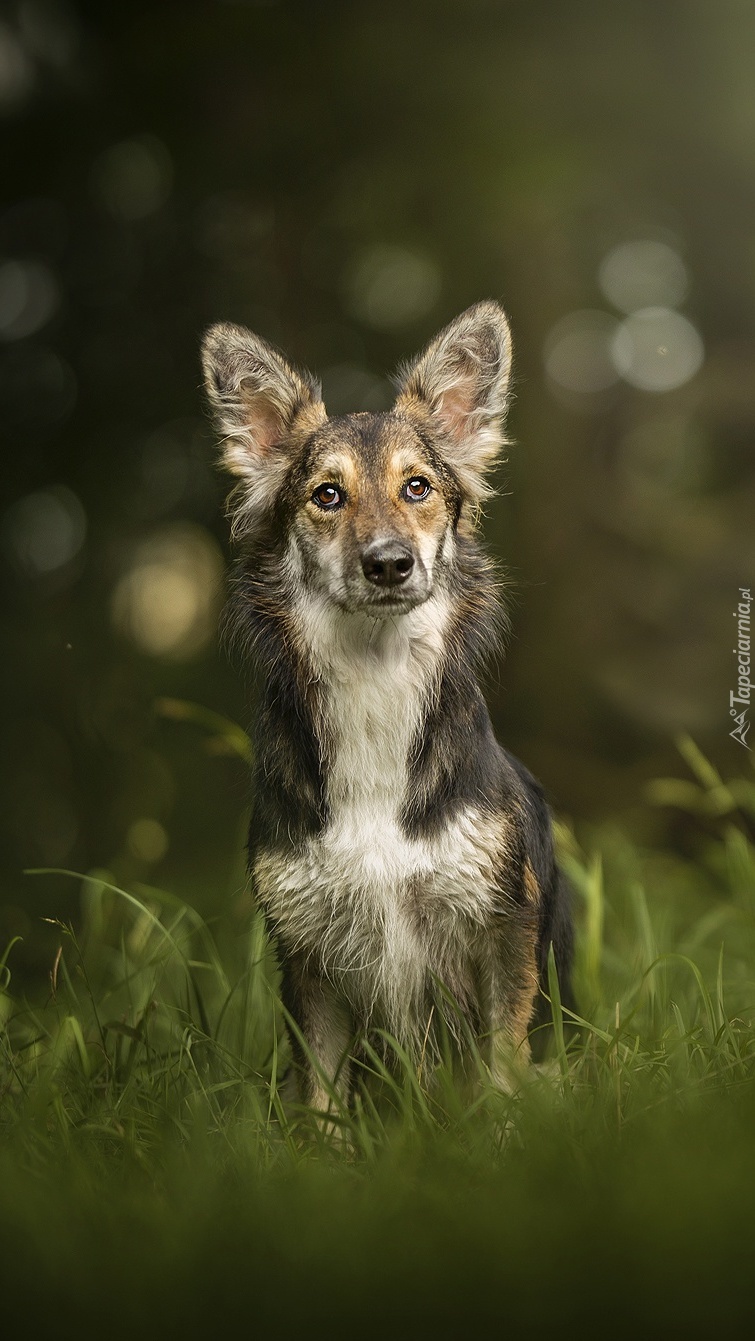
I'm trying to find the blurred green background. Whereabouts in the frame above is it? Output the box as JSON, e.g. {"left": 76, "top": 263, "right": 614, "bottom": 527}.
{"left": 2, "top": 0, "right": 754, "bottom": 981}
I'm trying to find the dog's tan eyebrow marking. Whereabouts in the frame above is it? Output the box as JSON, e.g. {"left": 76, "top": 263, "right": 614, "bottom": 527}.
{"left": 388, "top": 448, "right": 438, "bottom": 482}
{"left": 305, "top": 452, "right": 356, "bottom": 484}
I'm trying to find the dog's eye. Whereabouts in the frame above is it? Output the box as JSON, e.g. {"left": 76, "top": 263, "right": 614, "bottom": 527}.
{"left": 403, "top": 477, "right": 431, "bottom": 502}
{"left": 311, "top": 484, "right": 343, "bottom": 510}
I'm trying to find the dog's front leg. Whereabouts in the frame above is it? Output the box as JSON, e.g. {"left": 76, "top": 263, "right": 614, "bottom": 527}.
{"left": 485, "top": 912, "right": 540, "bottom": 1093}
{"left": 280, "top": 952, "right": 353, "bottom": 1124}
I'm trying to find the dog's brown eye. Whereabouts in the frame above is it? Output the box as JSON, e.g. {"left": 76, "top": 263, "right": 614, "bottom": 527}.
{"left": 403, "top": 477, "right": 431, "bottom": 502}
{"left": 312, "top": 484, "right": 343, "bottom": 510}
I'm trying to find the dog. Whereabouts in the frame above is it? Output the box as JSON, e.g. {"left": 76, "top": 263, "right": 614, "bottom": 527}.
{"left": 201, "top": 301, "right": 573, "bottom": 1115}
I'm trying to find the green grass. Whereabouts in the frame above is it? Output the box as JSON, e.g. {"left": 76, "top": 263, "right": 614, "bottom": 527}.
{"left": 2, "top": 735, "right": 755, "bottom": 1335}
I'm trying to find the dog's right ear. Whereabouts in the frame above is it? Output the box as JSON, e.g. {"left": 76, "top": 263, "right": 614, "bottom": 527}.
{"left": 201, "top": 322, "right": 326, "bottom": 527}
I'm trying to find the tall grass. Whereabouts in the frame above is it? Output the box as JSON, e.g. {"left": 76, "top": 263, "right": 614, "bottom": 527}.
{"left": 1, "top": 733, "right": 754, "bottom": 1331}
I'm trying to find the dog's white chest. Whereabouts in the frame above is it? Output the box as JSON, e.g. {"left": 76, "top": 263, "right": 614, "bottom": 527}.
{"left": 254, "top": 601, "right": 503, "bottom": 1032}
{"left": 256, "top": 796, "right": 499, "bottom": 1038}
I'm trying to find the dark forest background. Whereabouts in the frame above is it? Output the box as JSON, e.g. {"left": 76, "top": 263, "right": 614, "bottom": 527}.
{"left": 2, "top": 0, "right": 754, "bottom": 981}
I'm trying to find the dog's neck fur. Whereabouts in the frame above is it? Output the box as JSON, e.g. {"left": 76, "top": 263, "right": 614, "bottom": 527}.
{"left": 294, "top": 593, "right": 452, "bottom": 821}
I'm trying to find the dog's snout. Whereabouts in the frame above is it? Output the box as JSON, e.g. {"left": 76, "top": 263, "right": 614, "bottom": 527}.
{"left": 361, "top": 541, "right": 415, "bottom": 587}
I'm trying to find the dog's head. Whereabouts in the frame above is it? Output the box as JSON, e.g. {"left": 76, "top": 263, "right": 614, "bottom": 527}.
{"left": 201, "top": 302, "right": 512, "bottom": 615}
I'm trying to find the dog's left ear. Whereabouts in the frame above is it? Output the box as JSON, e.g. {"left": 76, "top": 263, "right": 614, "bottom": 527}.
{"left": 394, "top": 301, "right": 512, "bottom": 508}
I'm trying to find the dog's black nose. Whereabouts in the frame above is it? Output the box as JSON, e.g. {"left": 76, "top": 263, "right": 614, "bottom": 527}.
{"left": 361, "top": 542, "right": 415, "bottom": 587}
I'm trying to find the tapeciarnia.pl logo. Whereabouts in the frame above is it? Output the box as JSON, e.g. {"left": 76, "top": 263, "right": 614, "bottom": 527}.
{"left": 730, "top": 586, "right": 752, "bottom": 749}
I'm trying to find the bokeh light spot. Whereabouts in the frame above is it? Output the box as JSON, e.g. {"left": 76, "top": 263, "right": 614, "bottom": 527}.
{"left": 92, "top": 136, "right": 173, "bottom": 221}
{"left": 611, "top": 307, "right": 704, "bottom": 392}
{"left": 599, "top": 240, "right": 688, "bottom": 314}
{"left": 111, "top": 523, "right": 223, "bottom": 660}
{"left": 127, "top": 817, "right": 168, "bottom": 863}
{"left": 0, "top": 20, "right": 34, "bottom": 110}
{"left": 2, "top": 485, "right": 86, "bottom": 578}
{"left": 544, "top": 310, "right": 620, "bottom": 394}
{"left": 18, "top": 0, "right": 80, "bottom": 69}
{"left": 0, "top": 344, "right": 77, "bottom": 428}
{"left": 0, "top": 258, "right": 59, "bottom": 339}
{"left": 344, "top": 245, "right": 442, "bottom": 330}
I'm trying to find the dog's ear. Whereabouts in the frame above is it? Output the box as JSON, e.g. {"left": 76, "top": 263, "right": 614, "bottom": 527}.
{"left": 394, "top": 301, "right": 512, "bottom": 509}
{"left": 201, "top": 322, "right": 326, "bottom": 528}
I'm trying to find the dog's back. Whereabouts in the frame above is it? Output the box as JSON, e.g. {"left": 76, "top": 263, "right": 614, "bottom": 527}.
{"left": 202, "top": 302, "right": 573, "bottom": 1107}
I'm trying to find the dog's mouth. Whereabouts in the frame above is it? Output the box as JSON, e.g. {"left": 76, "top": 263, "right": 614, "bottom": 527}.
{"left": 345, "top": 587, "right": 430, "bottom": 616}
